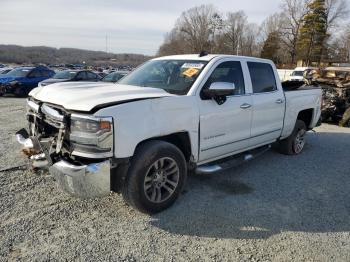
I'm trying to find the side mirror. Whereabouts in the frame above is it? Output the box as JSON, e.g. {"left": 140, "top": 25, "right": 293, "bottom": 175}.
{"left": 203, "top": 82, "right": 235, "bottom": 105}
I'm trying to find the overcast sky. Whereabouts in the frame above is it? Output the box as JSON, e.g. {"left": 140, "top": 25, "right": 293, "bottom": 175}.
{"left": 0, "top": 0, "right": 282, "bottom": 55}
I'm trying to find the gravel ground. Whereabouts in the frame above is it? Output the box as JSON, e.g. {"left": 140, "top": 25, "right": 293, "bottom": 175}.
{"left": 0, "top": 97, "right": 350, "bottom": 261}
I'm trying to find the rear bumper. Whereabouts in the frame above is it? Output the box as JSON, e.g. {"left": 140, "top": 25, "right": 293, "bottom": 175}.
{"left": 49, "top": 160, "right": 111, "bottom": 198}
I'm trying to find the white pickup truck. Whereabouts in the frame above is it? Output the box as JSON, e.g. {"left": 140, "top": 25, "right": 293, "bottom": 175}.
{"left": 17, "top": 54, "right": 322, "bottom": 213}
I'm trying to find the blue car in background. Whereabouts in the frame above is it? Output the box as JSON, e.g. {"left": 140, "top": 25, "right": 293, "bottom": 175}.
{"left": 0, "top": 66, "right": 54, "bottom": 96}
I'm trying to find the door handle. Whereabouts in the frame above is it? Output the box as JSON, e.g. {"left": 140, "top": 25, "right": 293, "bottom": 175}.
{"left": 275, "top": 99, "right": 284, "bottom": 104}
{"left": 240, "top": 103, "right": 252, "bottom": 109}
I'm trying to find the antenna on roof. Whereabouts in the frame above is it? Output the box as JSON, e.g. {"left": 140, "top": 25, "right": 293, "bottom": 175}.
{"left": 199, "top": 51, "right": 208, "bottom": 57}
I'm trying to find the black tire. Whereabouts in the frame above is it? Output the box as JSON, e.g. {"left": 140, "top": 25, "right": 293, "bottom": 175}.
{"left": 277, "top": 120, "right": 307, "bottom": 155}
{"left": 14, "top": 86, "right": 25, "bottom": 97}
{"left": 122, "top": 140, "right": 187, "bottom": 214}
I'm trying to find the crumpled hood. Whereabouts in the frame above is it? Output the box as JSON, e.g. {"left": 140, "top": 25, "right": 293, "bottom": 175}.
{"left": 0, "top": 76, "right": 20, "bottom": 84}
{"left": 29, "top": 82, "right": 174, "bottom": 112}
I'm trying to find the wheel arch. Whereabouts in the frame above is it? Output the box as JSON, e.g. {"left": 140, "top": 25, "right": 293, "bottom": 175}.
{"left": 135, "top": 132, "right": 193, "bottom": 163}
{"left": 297, "top": 108, "right": 314, "bottom": 129}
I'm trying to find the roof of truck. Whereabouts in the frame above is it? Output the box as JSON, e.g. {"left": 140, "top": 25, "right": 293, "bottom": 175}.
{"left": 153, "top": 54, "right": 273, "bottom": 63}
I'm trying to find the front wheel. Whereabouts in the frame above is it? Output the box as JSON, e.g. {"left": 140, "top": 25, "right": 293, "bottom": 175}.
{"left": 276, "top": 120, "right": 307, "bottom": 155}
{"left": 122, "top": 140, "right": 187, "bottom": 214}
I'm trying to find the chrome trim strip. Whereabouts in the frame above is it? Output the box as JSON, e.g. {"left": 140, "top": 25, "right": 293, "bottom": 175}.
{"left": 201, "top": 128, "right": 282, "bottom": 152}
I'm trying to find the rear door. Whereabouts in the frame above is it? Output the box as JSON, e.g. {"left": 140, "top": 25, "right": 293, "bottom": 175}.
{"left": 198, "top": 59, "right": 253, "bottom": 163}
{"left": 247, "top": 62, "right": 285, "bottom": 146}
{"left": 26, "top": 69, "right": 44, "bottom": 89}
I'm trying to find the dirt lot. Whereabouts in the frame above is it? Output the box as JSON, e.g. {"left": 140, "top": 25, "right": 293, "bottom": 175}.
{"left": 0, "top": 97, "right": 350, "bottom": 261}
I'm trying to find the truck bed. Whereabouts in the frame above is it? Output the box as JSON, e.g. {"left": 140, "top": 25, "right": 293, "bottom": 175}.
{"left": 281, "top": 87, "right": 322, "bottom": 139}
{"left": 282, "top": 80, "right": 320, "bottom": 91}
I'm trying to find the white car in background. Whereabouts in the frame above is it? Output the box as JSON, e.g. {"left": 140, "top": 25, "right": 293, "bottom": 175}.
{"left": 290, "top": 67, "right": 316, "bottom": 81}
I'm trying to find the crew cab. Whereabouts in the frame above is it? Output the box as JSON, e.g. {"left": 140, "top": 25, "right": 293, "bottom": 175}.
{"left": 16, "top": 54, "right": 322, "bottom": 213}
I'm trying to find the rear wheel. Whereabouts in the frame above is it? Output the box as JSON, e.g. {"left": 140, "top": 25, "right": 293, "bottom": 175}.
{"left": 277, "top": 120, "right": 307, "bottom": 155}
{"left": 122, "top": 140, "right": 187, "bottom": 214}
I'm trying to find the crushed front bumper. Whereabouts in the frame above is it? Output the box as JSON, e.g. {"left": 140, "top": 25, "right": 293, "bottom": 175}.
{"left": 50, "top": 160, "right": 111, "bottom": 198}
{"left": 16, "top": 129, "right": 111, "bottom": 198}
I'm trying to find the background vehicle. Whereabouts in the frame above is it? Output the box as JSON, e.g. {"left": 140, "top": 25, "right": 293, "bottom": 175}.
{"left": 0, "top": 67, "right": 13, "bottom": 75}
{"left": 290, "top": 67, "right": 316, "bottom": 81}
{"left": 0, "top": 66, "right": 54, "bottom": 96}
{"left": 101, "top": 71, "right": 129, "bottom": 83}
{"left": 277, "top": 69, "right": 293, "bottom": 81}
{"left": 17, "top": 54, "right": 322, "bottom": 214}
{"left": 39, "top": 70, "right": 101, "bottom": 87}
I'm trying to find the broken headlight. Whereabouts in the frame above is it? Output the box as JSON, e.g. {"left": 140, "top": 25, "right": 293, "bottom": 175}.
{"left": 70, "top": 114, "right": 114, "bottom": 158}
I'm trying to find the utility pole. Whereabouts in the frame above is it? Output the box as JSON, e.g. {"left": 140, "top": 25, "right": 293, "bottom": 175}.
{"left": 105, "top": 34, "right": 108, "bottom": 53}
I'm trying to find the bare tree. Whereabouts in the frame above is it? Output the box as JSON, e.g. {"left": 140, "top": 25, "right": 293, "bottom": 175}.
{"left": 279, "top": 0, "right": 310, "bottom": 64}
{"left": 325, "top": 0, "right": 349, "bottom": 31}
{"left": 327, "top": 25, "right": 350, "bottom": 62}
{"left": 177, "top": 5, "right": 219, "bottom": 53}
{"left": 241, "top": 23, "right": 260, "bottom": 57}
{"left": 222, "top": 11, "right": 248, "bottom": 54}
{"left": 260, "top": 13, "right": 284, "bottom": 42}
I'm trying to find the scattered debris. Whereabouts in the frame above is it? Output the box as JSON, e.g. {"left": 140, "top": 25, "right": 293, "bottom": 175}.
{"left": 310, "top": 67, "right": 350, "bottom": 127}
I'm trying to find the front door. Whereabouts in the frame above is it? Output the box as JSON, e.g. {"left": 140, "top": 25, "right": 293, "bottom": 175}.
{"left": 198, "top": 60, "right": 253, "bottom": 163}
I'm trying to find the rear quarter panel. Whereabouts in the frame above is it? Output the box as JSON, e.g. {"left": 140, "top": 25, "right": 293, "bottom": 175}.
{"left": 282, "top": 88, "right": 322, "bottom": 139}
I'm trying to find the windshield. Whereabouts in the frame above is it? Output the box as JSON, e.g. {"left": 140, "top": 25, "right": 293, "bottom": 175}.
{"left": 118, "top": 60, "right": 208, "bottom": 95}
{"left": 102, "top": 72, "right": 127, "bottom": 82}
{"left": 291, "top": 70, "right": 304, "bottom": 76}
{"left": 6, "top": 68, "right": 31, "bottom": 77}
{"left": 53, "top": 70, "right": 77, "bottom": 79}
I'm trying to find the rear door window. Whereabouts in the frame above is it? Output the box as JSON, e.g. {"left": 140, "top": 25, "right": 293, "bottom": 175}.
{"left": 248, "top": 62, "right": 277, "bottom": 93}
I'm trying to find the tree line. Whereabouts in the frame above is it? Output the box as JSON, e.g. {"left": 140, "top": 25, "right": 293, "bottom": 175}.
{"left": 0, "top": 45, "right": 150, "bottom": 67}
{"left": 157, "top": 0, "right": 349, "bottom": 67}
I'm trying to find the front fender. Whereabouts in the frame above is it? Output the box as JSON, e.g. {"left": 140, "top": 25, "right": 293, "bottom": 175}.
{"left": 95, "top": 96, "right": 200, "bottom": 161}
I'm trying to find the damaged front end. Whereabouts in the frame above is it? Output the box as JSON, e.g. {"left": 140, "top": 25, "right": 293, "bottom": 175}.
{"left": 16, "top": 98, "right": 114, "bottom": 198}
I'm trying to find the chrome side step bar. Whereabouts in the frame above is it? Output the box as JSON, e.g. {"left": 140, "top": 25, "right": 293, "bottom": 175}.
{"left": 196, "top": 145, "right": 271, "bottom": 175}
